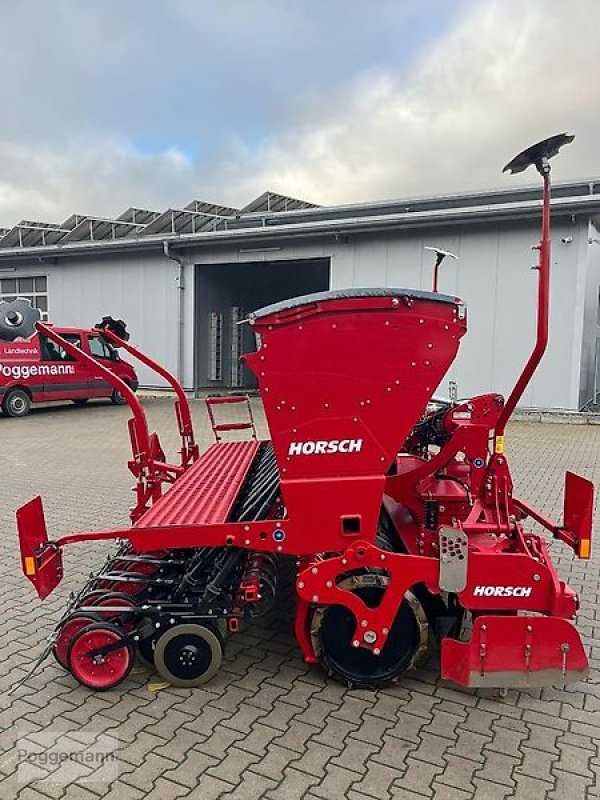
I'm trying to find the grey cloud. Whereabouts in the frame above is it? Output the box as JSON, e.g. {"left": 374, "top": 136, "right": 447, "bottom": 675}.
{"left": 0, "top": 0, "right": 598, "bottom": 226}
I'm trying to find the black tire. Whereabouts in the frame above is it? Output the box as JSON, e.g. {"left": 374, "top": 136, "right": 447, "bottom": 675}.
{"left": 72, "top": 399, "right": 88, "bottom": 406}
{"left": 111, "top": 383, "right": 131, "bottom": 405}
{"left": 2, "top": 388, "right": 31, "bottom": 418}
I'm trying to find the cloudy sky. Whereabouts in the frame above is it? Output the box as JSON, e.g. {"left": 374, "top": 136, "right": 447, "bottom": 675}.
{"left": 0, "top": 0, "right": 598, "bottom": 226}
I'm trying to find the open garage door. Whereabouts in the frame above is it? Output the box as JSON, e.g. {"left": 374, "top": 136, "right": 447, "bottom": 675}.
{"left": 194, "top": 258, "right": 330, "bottom": 392}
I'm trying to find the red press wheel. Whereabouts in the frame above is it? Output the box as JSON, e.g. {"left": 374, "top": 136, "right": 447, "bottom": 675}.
{"left": 109, "top": 562, "right": 158, "bottom": 594}
{"left": 89, "top": 577, "right": 118, "bottom": 591}
{"left": 67, "top": 622, "right": 134, "bottom": 690}
{"left": 77, "top": 590, "right": 111, "bottom": 607}
{"left": 53, "top": 612, "right": 103, "bottom": 670}
{"left": 94, "top": 593, "right": 139, "bottom": 631}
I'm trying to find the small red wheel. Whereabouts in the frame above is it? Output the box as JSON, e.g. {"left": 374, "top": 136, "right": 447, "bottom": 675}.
{"left": 77, "top": 589, "right": 110, "bottom": 607}
{"left": 89, "top": 577, "right": 118, "bottom": 591}
{"left": 122, "top": 562, "right": 158, "bottom": 575}
{"left": 108, "top": 577, "right": 147, "bottom": 594}
{"left": 109, "top": 562, "right": 158, "bottom": 594}
{"left": 94, "top": 593, "right": 139, "bottom": 631}
{"left": 53, "top": 612, "right": 103, "bottom": 669}
{"left": 67, "top": 622, "right": 134, "bottom": 690}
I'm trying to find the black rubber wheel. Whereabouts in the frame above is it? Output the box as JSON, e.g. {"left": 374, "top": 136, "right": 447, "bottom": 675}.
{"left": 314, "top": 583, "right": 427, "bottom": 689}
{"left": 72, "top": 399, "right": 88, "bottom": 406}
{"left": 2, "top": 388, "right": 31, "bottom": 418}
{"left": 111, "top": 383, "right": 132, "bottom": 405}
{"left": 154, "top": 623, "right": 223, "bottom": 687}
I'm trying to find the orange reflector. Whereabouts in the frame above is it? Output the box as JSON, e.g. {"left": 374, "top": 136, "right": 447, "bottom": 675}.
{"left": 578, "top": 539, "right": 591, "bottom": 559}
{"left": 495, "top": 436, "right": 505, "bottom": 455}
{"left": 24, "top": 556, "right": 36, "bottom": 576}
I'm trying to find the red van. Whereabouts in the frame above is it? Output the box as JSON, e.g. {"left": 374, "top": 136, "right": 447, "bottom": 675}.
{"left": 0, "top": 323, "right": 139, "bottom": 418}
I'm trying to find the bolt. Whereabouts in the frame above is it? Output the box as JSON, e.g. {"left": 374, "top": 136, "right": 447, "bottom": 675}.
{"left": 382, "top": 627, "right": 389, "bottom": 635}
{"left": 373, "top": 648, "right": 381, "bottom": 656}
{"left": 326, "top": 580, "right": 333, "bottom": 588}
{"left": 311, "top": 567, "right": 318, "bottom": 575}
{"left": 298, "top": 581, "right": 305, "bottom": 589}
{"left": 312, "top": 595, "right": 319, "bottom": 602}
{"left": 352, "top": 640, "right": 360, "bottom": 648}
{"left": 363, "top": 630, "right": 377, "bottom": 644}
{"left": 361, "top": 620, "right": 368, "bottom": 627}
{"left": 533, "top": 574, "right": 540, "bottom": 582}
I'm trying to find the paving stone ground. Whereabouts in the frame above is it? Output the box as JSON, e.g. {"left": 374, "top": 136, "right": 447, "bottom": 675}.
{"left": 0, "top": 397, "right": 598, "bottom": 800}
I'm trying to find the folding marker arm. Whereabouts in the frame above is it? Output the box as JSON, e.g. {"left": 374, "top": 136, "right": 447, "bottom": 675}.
{"left": 513, "top": 471, "right": 594, "bottom": 559}
{"left": 98, "top": 327, "right": 199, "bottom": 466}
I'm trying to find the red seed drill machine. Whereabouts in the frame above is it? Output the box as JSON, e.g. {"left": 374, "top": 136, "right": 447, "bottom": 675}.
{"left": 14, "top": 134, "right": 594, "bottom": 691}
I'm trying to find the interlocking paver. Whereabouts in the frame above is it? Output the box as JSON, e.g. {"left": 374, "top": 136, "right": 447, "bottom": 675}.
{"left": 264, "top": 765, "right": 319, "bottom": 799}
{"left": 1, "top": 401, "right": 599, "bottom": 800}
{"left": 311, "top": 763, "right": 362, "bottom": 798}
{"left": 120, "top": 752, "right": 180, "bottom": 793}
{"left": 431, "top": 783, "right": 473, "bottom": 800}
{"left": 549, "top": 768, "right": 595, "bottom": 800}
{"left": 397, "top": 756, "right": 442, "bottom": 793}
{"left": 350, "top": 760, "right": 399, "bottom": 799}
{"left": 471, "top": 778, "right": 513, "bottom": 799}
{"left": 332, "top": 737, "right": 381, "bottom": 773}
{"left": 516, "top": 745, "right": 558, "bottom": 781}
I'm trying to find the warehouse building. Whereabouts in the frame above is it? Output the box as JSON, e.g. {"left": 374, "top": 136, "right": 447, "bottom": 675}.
{"left": 0, "top": 180, "right": 599, "bottom": 411}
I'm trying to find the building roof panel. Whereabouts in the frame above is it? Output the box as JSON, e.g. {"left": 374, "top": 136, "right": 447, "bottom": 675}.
{"left": 184, "top": 200, "right": 239, "bottom": 216}
{"left": 61, "top": 217, "right": 146, "bottom": 243}
{"left": 0, "top": 222, "right": 69, "bottom": 248}
{"left": 141, "top": 206, "right": 237, "bottom": 237}
{"left": 240, "top": 191, "right": 320, "bottom": 214}
{"left": 117, "top": 207, "right": 162, "bottom": 226}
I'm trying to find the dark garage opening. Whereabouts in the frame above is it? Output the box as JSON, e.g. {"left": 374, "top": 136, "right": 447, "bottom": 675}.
{"left": 194, "top": 257, "right": 330, "bottom": 392}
